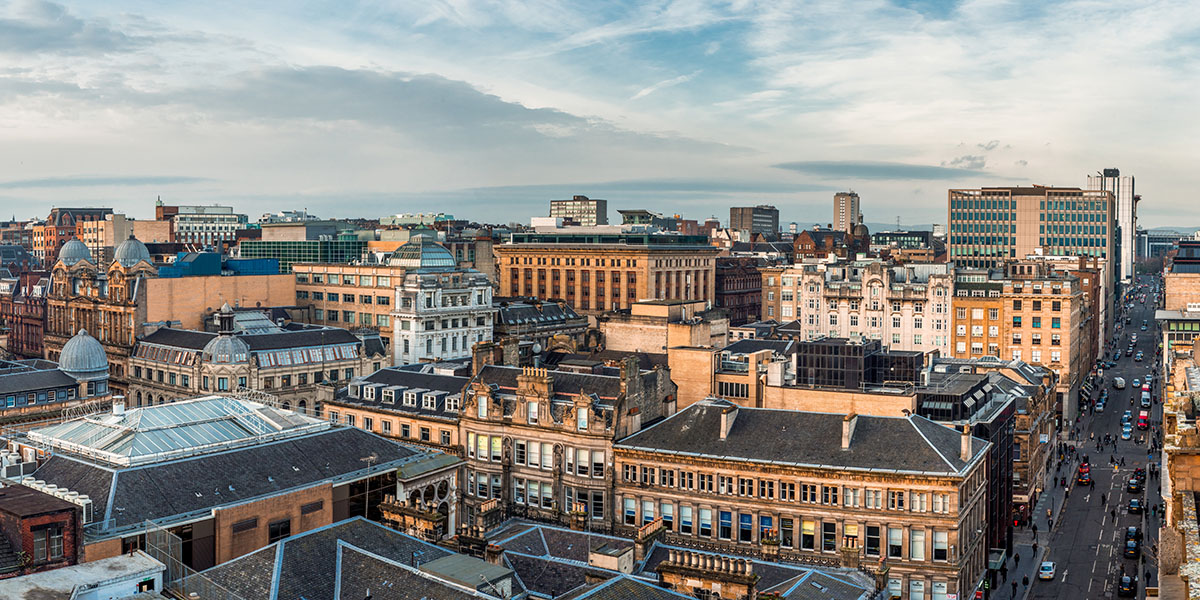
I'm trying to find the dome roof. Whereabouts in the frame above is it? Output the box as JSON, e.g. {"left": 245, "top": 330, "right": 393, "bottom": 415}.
{"left": 853, "top": 222, "right": 870, "bottom": 237}
{"left": 59, "top": 328, "right": 109, "bottom": 380}
{"left": 114, "top": 235, "right": 151, "bottom": 267}
{"left": 387, "top": 235, "right": 457, "bottom": 271}
{"left": 202, "top": 334, "right": 250, "bottom": 364}
{"left": 58, "top": 239, "right": 93, "bottom": 266}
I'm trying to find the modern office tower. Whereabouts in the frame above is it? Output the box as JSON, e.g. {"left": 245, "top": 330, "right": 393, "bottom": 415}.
{"left": 729, "top": 205, "right": 780, "bottom": 235}
{"left": 550, "top": 195, "right": 608, "bottom": 226}
{"left": 1086, "top": 168, "right": 1137, "bottom": 283}
{"left": 833, "top": 192, "right": 861, "bottom": 233}
{"left": 947, "top": 186, "right": 1116, "bottom": 335}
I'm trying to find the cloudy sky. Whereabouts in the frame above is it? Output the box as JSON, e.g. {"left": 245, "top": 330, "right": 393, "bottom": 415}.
{"left": 1, "top": 0, "right": 1197, "bottom": 227}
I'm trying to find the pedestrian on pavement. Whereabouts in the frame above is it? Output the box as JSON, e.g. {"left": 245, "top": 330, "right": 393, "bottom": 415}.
{"left": 1011, "top": 581, "right": 1017, "bottom": 596}
{"left": 1101, "top": 493, "right": 1107, "bottom": 504}
{"left": 1014, "top": 553, "right": 1020, "bottom": 568}
{"left": 1033, "top": 542, "right": 1039, "bottom": 555}
{"left": 1001, "top": 564, "right": 1008, "bottom": 580}
{"left": 1048, "top": 518, "right": 1053, "bottom": 530}
{"left": 1022, "top": 575, "right": 1029, "bottom": 588}
{"left": 1121, "top": 456, "right": 1126, "bottom": 466}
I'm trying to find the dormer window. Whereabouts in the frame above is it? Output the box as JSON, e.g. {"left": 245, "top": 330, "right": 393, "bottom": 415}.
{"left": 404, "top": 391, "right": 417, "bottom": 407}
{"left": 445, "top": 395, "right": 461, "bottom": 412}
{"left": 423, "top": 393, "right": 436, "bottom": 410}
{"left": 577, "top": 407, "right": 587, "bottom": 431}
{"left": 382, "top": 390, "right": 394, "bottom": 404}
{"left": 363, "top": 386, "right": 375, "bottom": 400}
{"left": 528, "top": 401, "right": 539, "bottom": 424}
{"left": 478, "top": 397, "right": 488, "bottom": 419}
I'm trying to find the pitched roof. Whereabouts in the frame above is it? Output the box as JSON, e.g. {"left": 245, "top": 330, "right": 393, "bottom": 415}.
{"left": 616, "top": 399, "right": 986, "bottom": 475}
{"left": 139, "top": 326, "right": 362, "bottom": 352}
{"left": 0, "top": 368, "right": 78, "bottom": 395}
{"left": 195, "top": 518, "right": 497, "bottom": 600}
{"left": 32, "top": 427, "right": 452, "bottom": 534}
{"left": 478, "top": 365, "right": 624, "bottom": 401}
{"left": 559, "top": 576, "right": 695, "bottom": 600}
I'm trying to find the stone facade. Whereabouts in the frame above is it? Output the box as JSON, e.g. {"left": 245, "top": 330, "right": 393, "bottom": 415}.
{"left": 614, "top": 400, "right": 990, "bottom": 600}
{"left": 459, "top": 360, "right": 676, "bottom": 530}
{"left": 596, "top": 300, "right": 728, "bottom": 354}
{"left": 293, "top": 263, "right": 407, "bottom": 347}
{"left": 714, "top": 257, "right": 765, "bottom": 326}
{"left": 760, "top": 260, "right": 953, "bottom": 355}
{"left": 951, "top": 261, "right": 1084, "bottom": 421}
{"left": 495, "top": 232, "right": 720, "bottom": 314}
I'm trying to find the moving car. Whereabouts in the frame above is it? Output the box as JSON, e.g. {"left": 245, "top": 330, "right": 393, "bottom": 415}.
{"left": 1114, "top": 377, "right": 1126, "bottom": 389}
{"left": 1138, "top": 410, "right": 1150, "bottom": 430}
{"left": 1126, "top": 526, "right": 1142, "bottom": 541}
{"left": 1038, "top": 561, "right": 1056, "bottom": 580}
{"left": 1132, "top": 378, "right": 1140, "bottom": 388}
{"left": 1121, "top": 426, "right": 1133, "bottom": 440}
{"left": 1118, "top": 575, "right": 1137, "bottom": 597}
{"left": 1096, "top": 401, "right": 1106, "bottom": 413}
{"left": 1135, "top": 351, "right": 1144, "bottom": 362}
{"left": 1141, "top": 324, "right": 1148, "bottom": 331}
{"left": 1141, "top": 392, "right": 1152, "bottom": 409}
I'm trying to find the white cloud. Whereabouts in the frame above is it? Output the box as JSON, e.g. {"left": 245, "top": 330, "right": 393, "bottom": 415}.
{"left": 631, "top": 70, "right": 701, "bottom": 100}
{"left": 0, "top": 1, "right": 1198, "bottom": 226}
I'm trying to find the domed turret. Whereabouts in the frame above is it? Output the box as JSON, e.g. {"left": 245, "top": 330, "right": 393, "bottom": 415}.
{"left": 387, "top": 235, "right": 457, "bottom": 271}
{"left": 114, "top": 235, "right": 152, "bottom": 267}
{"left": 58, "top": 238, "right": 93, "bottom": 267}
{"left": 202, "top": 334, "right": 250, "bottom": 364}
{"left": 59, "top": 328, "right": 109, "bottom": 381}
{"left": 203, "top": 303, "right": 249, "bottom": 364}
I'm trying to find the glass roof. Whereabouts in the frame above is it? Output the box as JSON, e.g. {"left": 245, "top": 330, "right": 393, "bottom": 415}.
{"left": 28, "top": 396, "right": 328, "bottom": 467}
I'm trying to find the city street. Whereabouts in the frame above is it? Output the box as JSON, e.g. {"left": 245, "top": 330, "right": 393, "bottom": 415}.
{"left": 1026, "top": 275, "right": 1164, "bottom": 599}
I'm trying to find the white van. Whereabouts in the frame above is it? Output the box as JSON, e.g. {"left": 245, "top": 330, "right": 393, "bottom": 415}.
{"left": 1114, "top": 377, "right": 1126, "bottom": 389}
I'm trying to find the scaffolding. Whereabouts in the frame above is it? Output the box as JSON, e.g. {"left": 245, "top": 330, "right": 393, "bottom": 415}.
{"left": 145, "top": 519, "right": 245, "bottom": 600}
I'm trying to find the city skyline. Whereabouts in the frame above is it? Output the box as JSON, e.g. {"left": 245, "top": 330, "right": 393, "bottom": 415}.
{"left": 1, "top": 1, "right": 1197, "bottom": 226}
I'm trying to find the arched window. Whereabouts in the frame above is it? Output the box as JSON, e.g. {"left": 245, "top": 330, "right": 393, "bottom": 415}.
{"left": 136, "top": 391, "right": 142, "bottom": 407}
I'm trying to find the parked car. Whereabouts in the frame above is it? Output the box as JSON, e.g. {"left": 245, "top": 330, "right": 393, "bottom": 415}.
{"left": 1126, "top": 526, "right": 1142, "bottom": 541}
{"left": 1038, "top": 561, "right": 1056, "bottom": 580}
{"left": 1124, "top": 539, "right": 1140, "bottom": 558}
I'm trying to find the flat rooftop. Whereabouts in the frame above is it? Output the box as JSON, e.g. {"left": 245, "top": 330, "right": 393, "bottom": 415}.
{"left": 0, "top": 551, "right": 162, "bottom": 599}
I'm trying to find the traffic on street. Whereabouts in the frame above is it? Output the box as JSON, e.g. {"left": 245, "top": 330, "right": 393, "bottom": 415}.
{"left": 1020, "top": 274, "right": 1165, "bottom": 599}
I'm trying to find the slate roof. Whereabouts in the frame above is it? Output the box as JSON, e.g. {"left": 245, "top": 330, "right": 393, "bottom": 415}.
{"left": 503, "top": 553, "right": 596, "bottom": 597}
{"left": 497, "top": 301, "right": 585, "bottom": 326}
{"left": 0, "top": 484, "right": 79, "bottom": 518}
{"left": 0, "top": 368, "right": 78, "bottom": 395}
{"left": 616, "top": 399, "right": 987, "bottom": 475}
{"left": 544, "top": 349, "right": 669, "bottom": 371}
{"left": 32, "top": 427, "right": 452, "bottom": 535}
{"left": 139, "top": 325, "right": 362, "bottom": 352}
{"left": 558, "top": 575, "right": 694, "bottom": 600}
{"left": 491, "top": 521, "right": 872, "bottom": 600}
{"left": 197, "top": 518, "right": 489, "bottom": 600}
{"left": 478, "top": 365, "right": 624, "bottom": 401}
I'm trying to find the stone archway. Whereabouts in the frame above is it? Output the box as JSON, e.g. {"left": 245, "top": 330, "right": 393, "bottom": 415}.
{"left": 136, "top": 391, "right": 142, "bottom": 407}
{"left": 298, "top": 400, "right": 307, "bottom": 415}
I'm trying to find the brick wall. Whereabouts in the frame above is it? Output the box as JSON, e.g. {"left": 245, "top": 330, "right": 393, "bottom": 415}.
{"left": 213, "top": 483, "right": 332, "bottom": 564}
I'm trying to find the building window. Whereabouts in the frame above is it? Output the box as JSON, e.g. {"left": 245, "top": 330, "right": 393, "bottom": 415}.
{"left": 32, "top": 525, "right": 64, "bottom": 561}
{"left": 718, "top": 511, "right": 733, "bottom": 540}
{"left": 821, "top": 521, "right": 836, "bottom": 551}
{"left": 700, "top": 508, "right": 713, "bottom": 537}
{"left": 801, "top": 520, "right": 815, "bottom": 550}
{"left": 866, "top": 525, "right": 880, "bottom": 556}
{"left": 888, "top": 527, "right": 903, "bottom": 558}
{"left": 910, "top": 529, "right": 925, "bottom": 561}
{"left": 268, "top": 519, "right": 292, "bottom": 543}
{"left": 933, "top": 530, "right": 948, "bottom": 561}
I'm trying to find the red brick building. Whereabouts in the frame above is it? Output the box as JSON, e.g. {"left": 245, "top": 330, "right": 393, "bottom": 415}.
{"left": 0, "top": 272, "right": 48, "bottom": 359}
{"left": 31, "top": 208, "right": 113, "bottom": 268}
{"left": 0, "top": 485, "right": 81, "bottom": 578}
{"left": 714, "top": 257, "right": 765, "bottom": 326}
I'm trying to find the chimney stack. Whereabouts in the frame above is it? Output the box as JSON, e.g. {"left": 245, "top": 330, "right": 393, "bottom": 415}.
{"left": 842, "top": 413, "right": 858, "bottom": 450}
{"left": 719, "top": 404, "right": 738, "bottom": 440}
{"left": 960, "top": 425, "right": 972, "bottom": 462}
